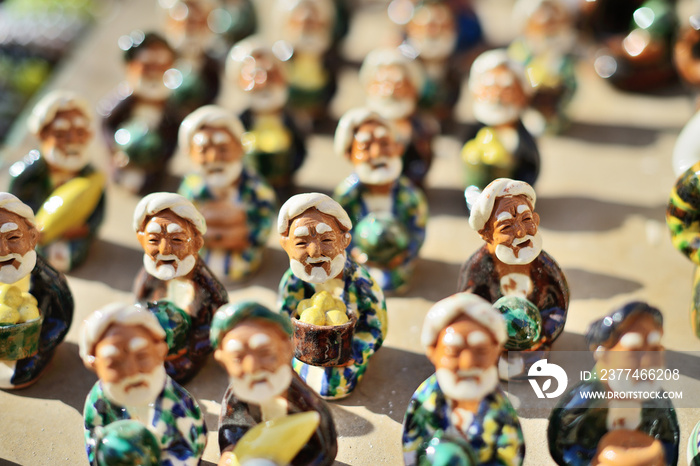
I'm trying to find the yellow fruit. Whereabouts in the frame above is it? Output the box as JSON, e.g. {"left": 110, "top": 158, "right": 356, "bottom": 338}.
{"left": 0, "top": 304, "right": 20, "bottom": 325}
{"left": 35, "top": 171, "right": 106, "bottom": 245}
{"left": 325, "top": 310, "right": 349, "bottom": 326}
{"left": 21, "top": 293, "right": 37, "bottom": 306}
{"left": 299, "top": 306, "right": 326, "bottom": 326}
{"left": 0, "top": 285, "right": 23, "bottom": 309}
{"left": 312, "top": 291, "right": 336, "bottom": 311}
{"left": 296, "top": 298, "right": 313, "bottom": 315}
{"left": 18, "top": 303, "right": 40, "bottom": 323}
{"left": 332, "top": 298, "right": 347, "bottom": 314}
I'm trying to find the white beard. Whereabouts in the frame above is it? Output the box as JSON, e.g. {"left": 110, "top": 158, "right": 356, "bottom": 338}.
{"left": 102, "top": 365, "right": 167, "bottom": 407}
{"left": 436, "top": 366, "right": 499, "bottom": 401}
{"left": 228, "top": 364, "right": 293, "bottom": 404}
{"left": 355, "top": 157, "right": 402, "bottom": 185}
{"left": 143, "top": 253, "right": 196, "bottom": 281}
{"left": 472, "top": 100, "right": 523, "bottom": 127}
{"left": 408, "top": 33, "right": 457, "bottom": 61}
{"left": 250, "top": 86, "right": 288, "bottom": 113}
{"left": 44, "top": 145, "right": 90, "bottom": 172}
{"left": 203, "top": 161, "right": 243, "bottom": 189}
{"left": 134, "top": 76, "right": 172, "bottom": 101}
{"left": 290, "top": 253, "right": 346, "bottom": 284}
{"left": 367, "top": 96, "right": 415, "bottom": 120}
{"left": 0, "top": 250, "right": 36, "bottom": 284}
{"left": 494, "top": 233, "right": 543, "bottom": 265}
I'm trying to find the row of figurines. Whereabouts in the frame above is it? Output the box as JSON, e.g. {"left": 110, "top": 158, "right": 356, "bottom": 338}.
{"left": 0, "top": 181, "right": 693, "bottom": 464}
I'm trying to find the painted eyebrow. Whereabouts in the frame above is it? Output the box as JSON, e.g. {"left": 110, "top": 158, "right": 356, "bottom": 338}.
{"left": 224, "top": 338, "right": 244, "bottom": 353}
{"left": 0, "top": 223, "right": 18, "bottom": 233}
{"left": 97, "top": 344, "right": 120, "bottom": 358}
{"left": 355, "top": 131, "right": 372, "bottom": 143}
{"left": 249, "top": 333, "right": 272, "bottom": 349}
{"left": 516, "top": 204, "right": 531, "bottom": 214}
{"left": 146, "top": 222, "right": 162, "bottom": 234}
{"left": 496, "top": 212, "right": 513, "bottom": 221}
{"left": 51, "top": 118, "right": 70, "bottom": 130}
{"left": 443, "top": 331, "right": 465, "bottom": 347}
{"left": 72, "top": 116, "right": 88, "bottom": 128}
{"left": 467, "top": 331, "right": 489, "bottom": 347}
{"left": 619, "top": 332, "right": 644, "bottom": 349}
{"left": 316, "top": 223, "right": 332, "bottom": 234}
{"left": 294, "top": 226, "right": 310, "bottom": 237}
{"left": 373, "top": 126, "right": 388, "bottom": 138}
{"left": 167, "top": 223, "right": 183, "bottom": 233}
{"left": 193, "top": 131, "right": 209, "bottom": 146}
{"left": 129, "top": 336, "right": 149, "bottom": 352}
{"left": 647, "top": 331, "right": 662, "bottom": 345}
{"left": 212, "top": 131, "right": 232, "bottom": 145}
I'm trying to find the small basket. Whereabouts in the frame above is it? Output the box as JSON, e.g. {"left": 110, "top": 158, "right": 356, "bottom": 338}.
{"left": 292, "top": 314, "right": 356, "bottom": 367}
{"left": 0, "top": 315, "right": 44, "bottom": 360}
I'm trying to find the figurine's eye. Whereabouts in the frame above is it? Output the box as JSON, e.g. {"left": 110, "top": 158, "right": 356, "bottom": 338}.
{"left": 322, "top": 238, "right": 334, "bottom": 243}
{"left": 295, "top": 240, "right": 308, "bottom": 247}
{"left": 171, "top": 237, "right": 185, "bottom": 244}
{"left": 7, "top": 234, "right": 21, "bottom": 242}
{"left": 148, "top": 237, "right": 160, "bottom": 244}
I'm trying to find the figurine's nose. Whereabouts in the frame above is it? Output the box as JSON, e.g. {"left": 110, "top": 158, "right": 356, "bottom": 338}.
{"left": 241, "top": 354, "right": 260, "bottom": 374}
{"left": 158, "top": 238, "right": 173, "bottom": 255}
{"left": 458, "top": 349, "right": 475, "bottom": 370}
{"left": 306, "top": 238, "right": 321, "bottom": 258}
{"left": 368, "top": 141, "right": 383, "bottom": 158}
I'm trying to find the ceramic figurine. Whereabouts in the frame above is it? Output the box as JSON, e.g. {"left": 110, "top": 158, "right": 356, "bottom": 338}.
{"left": 273, "top": 0, "right": 338, "bottom": 129}
{"left": 458, "top": 178, "right": 568, "bottom": 379}
{"left": 508, "top": 0, "right": 577, "bottom": 134}
{"left": 675, "top": 14, "right": 700, "bottom": 107}
{"left": 359, "top": 48, "right": 436, "bottom": 187}
{"left": 79, "top": 302, "right": 207, "bottom": 465}
{"left": 402, "top": 292, "right": 525, "bottom": 466}
{"left": 583, "top": 0, "right": 677, "bottom": 92}
{"left": 665, "top": 161, "right": 700, "bottom": 338}
{"left": 548, "top": 301, "right": 679, "bottom": 465}
{"left": 0, "top": 193, "right": 73, "bottom": 389}
{"left": 461, "top": 49, "right": 540, "bottom": 191}
{"left": 178, "top": 105, "right": 276, "bottom": 281}
{"left": 394, "top": 0, "right": 466, "bottom": 122}
{"left": 225, "top": 37, "right": 307, "bottom": 193}
{"left": 333, "top": 108, "right": 428, "bottom": 293}
{"left": 132, "top": 192, "right": 229, "bottom": 383}
{"left": 161, "top": 0, "right": 223, "bottom": 120}
{"left": 277, "top": 192, "right": 388, "bottom": 399}
{"left": 688, "top": 420, "right": 700, "bottom": 465}
{"left": 9, "top": 90, "right": 106, "bottom": 272}
{"left": 671, "top": 110, "right": 700, "bottom": 178}
{"left": 99, "top": 31, "right": 180, "bottom": 194}
{"left": 211, "top": 301, "right": 338, "bottom": 466}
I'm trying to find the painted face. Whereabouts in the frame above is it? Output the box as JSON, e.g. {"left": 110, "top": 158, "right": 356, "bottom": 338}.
{"left": 238, "top": 52, "right": 289, "bottom": 112}
{"left": 597, "top": 314, "right": 665, "bottom": 393}
{"left": 92, "top": 323, "right": 168, "bottom": 407}
{"left": 190, "top": 126, "right": 244, "bottom": 188}
{"left": 39, "top": 108, "right": 92, "bottom": 172}
{"left": 126, "top": 43, "right": 176, "bottom": 100}
{"left": 280, "top": 208, "right": 351, "bottom": 283}
{"left": 471, "top": 64, "right": 528, "bottom": 126}
{"left": 349, "top": 120, "right": 403, "bottom": 185}
{"left": 0, "top": 210, "right": 39, "bottom": 284}
{"left": 524, "top": 0, "right": 573, "bottom": 53}
{"left": 428, "top": 315, "right": 501, "bottom": 401}
{"left": 136, "top": 209, "right": 203, "bottom": 280}
{"left": 284, "top": 0, "right": 332, "bottom": 54}
{"left": 483, "top": 195, "right": 542, "bottom": 265}
{"left": 406, "top": 3, "right": 457, "bottom": 60}
{"left": 366, "top": 64, "right": 417, "bottom": 120}
{"left": 215, "top": 319, "right": 294, "bottom": 403}
{"left": 165, "top": 0, "right": 214, "bottom": 54}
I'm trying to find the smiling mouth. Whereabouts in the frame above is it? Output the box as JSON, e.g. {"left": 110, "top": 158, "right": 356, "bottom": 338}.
{"left": 157, "top": 259, "right": 176, "bottom": 267}
{"left": 517, "top": 239, "right": 531, "bottom": 249}
{"left": 0, "top": 259, "right": 18, "bottom": 269}
{"left": 125, "top": 381, "right": 148, "bottom": 392}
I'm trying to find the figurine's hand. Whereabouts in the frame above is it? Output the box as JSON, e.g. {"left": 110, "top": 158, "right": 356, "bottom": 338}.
{"left": 218, "top": 450, "right": 235, "bottom": 466}
{"left": 593, "top": 429, "right": 665, "bottom": 466}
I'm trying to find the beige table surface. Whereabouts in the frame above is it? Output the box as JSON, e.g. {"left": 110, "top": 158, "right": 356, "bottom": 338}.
{"left": 2, "top": 0, "right": 700, "bottom": 464}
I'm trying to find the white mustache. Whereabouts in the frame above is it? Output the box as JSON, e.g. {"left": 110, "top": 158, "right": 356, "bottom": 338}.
{"left": 512, "top": 236, "right": 533, "bottom": 246}
{"left": 156, "top": 254, "right": 178, "bottom": 262}
{"left": 306, "top": 257, "right": 330, "bottom": 264}
{"left": 0, "top": 253, "right": 22, "bottom": 268}
{"left": 456, "top": 368, "right": 483, "bottom": 379}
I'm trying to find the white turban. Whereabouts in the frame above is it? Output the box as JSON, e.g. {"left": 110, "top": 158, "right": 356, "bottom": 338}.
{"left": 333, "top": 107, "right": 393, "bottom": 159}
{"left": 421, "top": 292, "right": 507, "bottom": 348}
{"left": 278, "top": 192, "right": 352, "bottom": 235}
{"left": 468, "top": 49, "right": 528, "bottom": 95}
{"left": 359, "top": 47, "right": 425, "bottom": 94}
{"left": 0, "top": 193, "right": 36, "bottom": 226}
{"left": 79, "top": 302, "right": 166, "bottom": 363}
{"left": 468, "top": 178, "right": 536, "bottom": 232}
{"left": 133, "top": 192, "right": 206, "bottom": 235}
{"left": 178, "top": 105, "right": 245, "bottom": 156}
{"left": 27, "top": 90, "right": 91, "bottom": 136}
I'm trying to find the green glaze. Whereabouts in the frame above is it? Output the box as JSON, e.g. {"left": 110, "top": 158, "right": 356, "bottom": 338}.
{"left": 95, "top": 420, "right": 160, "bottom": 466}
{"left": 146, "top": 300, "right": 191, "bottom": 355}
{"left": 0, "top": 315, "right": 43, "bottom": 360}
{"left": 417, "top": 431, "right": 477, "bottom": 466}
{"left": 354, "top": 213, "right": 410, "bottom": 265}
{"left": 493, "top": 295, "right": 542, "bottom": 351}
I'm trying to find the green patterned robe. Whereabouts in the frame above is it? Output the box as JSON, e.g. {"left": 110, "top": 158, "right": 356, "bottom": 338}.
{"left": 667, "top": 160, "right": 700, "bottom": 337}
{"left": 83, "top": 378, "right": 207, "bottom": 465}
{"left": 278, "top": 257, "right": 388, "bottom": 399}
{"left": 178, "top": 167, "right": 276, "bottom": 280}
{"left": 334, "top": 174, "right": 428, "bottom": 292}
